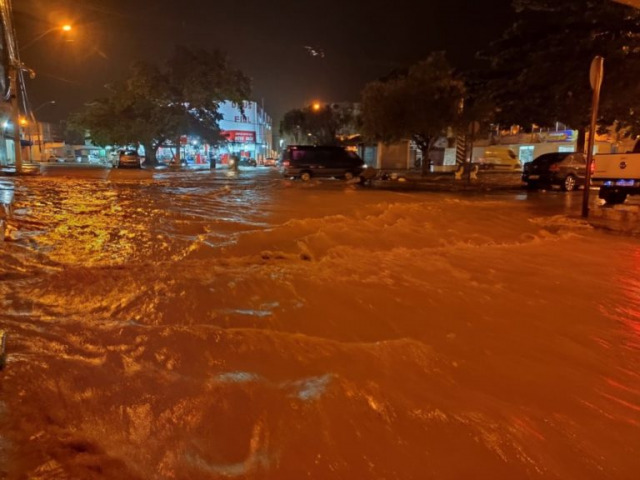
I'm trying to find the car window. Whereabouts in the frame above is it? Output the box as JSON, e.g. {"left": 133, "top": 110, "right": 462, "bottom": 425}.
{"left": 569, "top": 154, "right": 586, "bottom": 165}
{"left": 291, "top": 149, "right": 309, "bottom": 162}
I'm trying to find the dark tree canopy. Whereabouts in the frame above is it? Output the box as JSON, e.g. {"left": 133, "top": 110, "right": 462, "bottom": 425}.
{"left": 361, "top": 52, "right": 465, "bottom": 170}
{"left": 279, "top": 103, "right": 359, "bottom": 146}
{"left": 70, "top": 46, "right": 251, "bottom": 164}
{"left": 484, "top": 0, "right": 640, "bottom": 135}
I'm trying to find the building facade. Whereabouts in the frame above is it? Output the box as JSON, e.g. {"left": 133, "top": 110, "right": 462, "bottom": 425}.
{"left": 156, "top": 100, "right": 273, "bottom": 166}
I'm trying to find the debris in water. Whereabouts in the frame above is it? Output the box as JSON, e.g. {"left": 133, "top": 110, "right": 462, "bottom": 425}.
{"left": 0, "top": 330, "right": 6, "bottom": 370}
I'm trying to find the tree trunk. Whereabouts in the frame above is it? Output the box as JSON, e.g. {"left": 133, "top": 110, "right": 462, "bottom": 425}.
{"left": 174, "top": 137, "right": 182, "bottom": 163}
{"left": 417, "top": 136, "right": 432, "bottom": 176}
{"left": 143, "top": 141, "right": 158, "bottom": 166}
{"left": 577, "top": 128, "right": 586, "bottom": 153}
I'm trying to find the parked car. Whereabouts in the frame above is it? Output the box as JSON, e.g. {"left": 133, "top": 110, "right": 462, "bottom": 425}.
{"left": 44, "top": 155, "right": 64, "bottom": 163}
{"left": 280, "top": 145, "right": 365, "bottom": 181}
{"left": 522, "top": 152, "right": 587, "bottom": 191}
{"left": 263, "top": 157, "right": 277, "bottom": 167}
{"left": 239, "top": 157, "right": 257, "bottom": 167}
{"left": 117, "top": 150, "right": 142, "bottom": 168}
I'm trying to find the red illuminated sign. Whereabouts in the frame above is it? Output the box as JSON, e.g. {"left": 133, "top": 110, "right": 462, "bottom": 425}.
{"left": 223, "top": 130, "right": 256, "bottom": 143}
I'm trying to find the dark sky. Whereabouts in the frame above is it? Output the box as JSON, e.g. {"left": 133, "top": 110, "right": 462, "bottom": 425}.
{"left": 15, "top": 0, "right": 513, "bottom": 124}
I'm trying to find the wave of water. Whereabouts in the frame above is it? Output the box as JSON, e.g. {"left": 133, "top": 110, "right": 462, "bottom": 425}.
{"left": 1, "top": 170, "right": 639, "bottom": 479}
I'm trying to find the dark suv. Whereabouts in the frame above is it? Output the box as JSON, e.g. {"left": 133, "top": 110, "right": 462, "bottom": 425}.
{"left": 280, "top": 146, "right": 365, "bottom": 181}
{"left": 522, "top": 152, "right": 587, "bottom": 191}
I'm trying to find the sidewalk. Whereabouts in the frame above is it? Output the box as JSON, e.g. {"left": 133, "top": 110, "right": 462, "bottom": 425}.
{"left": 369, "top": 169, "right": 524, "bottom": 192}
{"left": 0, "top": 164, "right": 42, "bottom": 176}
{"left": 0, "top": 163, "right": 113, "bottom": 177}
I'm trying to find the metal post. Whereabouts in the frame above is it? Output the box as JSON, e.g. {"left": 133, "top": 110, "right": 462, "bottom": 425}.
{"left": 467, "top": 121, "right": 480, "bottom": 185}
{"left": 9, "top": 67, "right": 22, "bottom": 173}
{"left": 38, "top": 121, "right": 44, "bottom": 161}
{"left": 466, "top": 135, "right": 474, "bottom": 184}
{"left": 582, "top": 56, "right": 604, "bottom": 218}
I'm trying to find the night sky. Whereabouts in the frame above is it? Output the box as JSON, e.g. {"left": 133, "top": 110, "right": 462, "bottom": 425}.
{"left": 15, "top": 0, "right": 513, "bottom": 124}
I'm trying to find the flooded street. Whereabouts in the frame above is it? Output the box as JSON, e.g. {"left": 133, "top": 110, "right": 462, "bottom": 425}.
{"left": 1, "top": 167, "right": 639, "bottom": 479}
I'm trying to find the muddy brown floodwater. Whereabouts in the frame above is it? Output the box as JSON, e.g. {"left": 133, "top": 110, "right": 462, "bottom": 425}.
{"left": 1, "top": 168, "right": 639, "bottom": 479}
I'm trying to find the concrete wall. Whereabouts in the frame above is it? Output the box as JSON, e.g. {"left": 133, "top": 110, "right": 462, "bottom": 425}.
{"left": 377, "top": 141, "right": 412, "bottom": 170}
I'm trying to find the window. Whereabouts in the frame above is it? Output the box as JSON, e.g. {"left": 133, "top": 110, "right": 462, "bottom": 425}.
{"left": 519, "top": 145, "right": 535, "bottom": 164}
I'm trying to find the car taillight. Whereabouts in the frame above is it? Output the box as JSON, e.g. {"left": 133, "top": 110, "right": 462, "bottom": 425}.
{"left": 549, "top": 164, "right": 560, "bottom": 172}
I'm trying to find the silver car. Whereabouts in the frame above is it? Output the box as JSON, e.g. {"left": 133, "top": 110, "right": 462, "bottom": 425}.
{"left": 117, "top": 150, "right": 142, "bottom": 168}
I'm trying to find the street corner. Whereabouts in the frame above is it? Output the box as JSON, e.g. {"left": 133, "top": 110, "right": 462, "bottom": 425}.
{"left": 589, "top": 201, "right": 640, "bottom": 234}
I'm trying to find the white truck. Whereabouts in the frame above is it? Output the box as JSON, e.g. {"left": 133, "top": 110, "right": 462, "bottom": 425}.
{"left": 592, "top": 145, "right": 640, "bottom": 205}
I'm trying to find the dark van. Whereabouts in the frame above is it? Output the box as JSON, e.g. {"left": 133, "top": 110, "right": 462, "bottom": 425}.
{"left": 280, "top": 145, "right": 365, "bottom": 181}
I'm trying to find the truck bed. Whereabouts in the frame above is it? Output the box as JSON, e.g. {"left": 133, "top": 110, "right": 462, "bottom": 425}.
{"left": 593, "top": 153, "right": 640, "bottom": 181}
{"left": 592, "top": 153, "right": 640, "bottom": 204}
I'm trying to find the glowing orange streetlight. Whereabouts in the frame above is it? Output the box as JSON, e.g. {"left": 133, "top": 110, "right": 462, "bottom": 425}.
{"left": 21, "top": 23, "right": 74, "bottom": 50}
{"left": 312, "top": 102, "right": 322, "bottom": 112}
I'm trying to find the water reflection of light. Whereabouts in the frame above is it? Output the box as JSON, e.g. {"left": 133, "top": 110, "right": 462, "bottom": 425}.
{"left": 13, "top": 180, "right": 156, "bottom": 266}
{"left": 616, "top": 248, "right": 640, "bottom": 349}
{"left": 0, "top": 181, "right": 14, "bottom": 207}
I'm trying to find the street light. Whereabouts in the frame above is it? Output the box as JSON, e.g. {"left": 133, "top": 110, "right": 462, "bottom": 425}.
{"left": 21, "top": 24, "right": 73, "bottom": 51}
{"left": 34, "top": 100, "right": 56, "bottom": 114}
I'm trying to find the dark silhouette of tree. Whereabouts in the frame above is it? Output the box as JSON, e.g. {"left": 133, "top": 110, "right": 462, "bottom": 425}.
{"left": 280, "top": 104, "right": 358, "bottom": 146}
{"left": 70, "top": 46, "right": 250, "bottom": 165}
{"left": 483, "top": 0, "right": 640, "bottom": 147}
{"left": 361, "top": 52, "right": 465, "bottom": 173}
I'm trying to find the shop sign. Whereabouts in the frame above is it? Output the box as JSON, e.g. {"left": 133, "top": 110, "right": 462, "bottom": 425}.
{"left": 542, "top": 130, "right": 576, "bottom": 143}
{"left": 223, "top": 130, "right": 256, "bottom": 143}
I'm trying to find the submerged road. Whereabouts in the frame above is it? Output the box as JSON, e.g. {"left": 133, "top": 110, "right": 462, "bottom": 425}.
{"left": 1, "top": 167, "right": 639, "bottom": 479}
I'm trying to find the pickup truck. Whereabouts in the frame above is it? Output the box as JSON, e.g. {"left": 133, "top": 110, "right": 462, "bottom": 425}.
{"left": 592, "top": 146, "right": 640, "bottom": 205}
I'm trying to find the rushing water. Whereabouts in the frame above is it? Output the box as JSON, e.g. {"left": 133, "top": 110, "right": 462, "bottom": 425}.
{"left": 1, "top": 168, "right": 639, "bottom": 479}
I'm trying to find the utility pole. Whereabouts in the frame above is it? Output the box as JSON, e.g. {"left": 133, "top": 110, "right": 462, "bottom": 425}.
{"left": 2, "top": 0, "right": 23, "bottom": 173}
{"left": 9, "top": 59, "right": 22, "bottom": 172}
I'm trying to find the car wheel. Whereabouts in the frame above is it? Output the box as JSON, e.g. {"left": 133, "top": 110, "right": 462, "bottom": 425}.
{"left": 300, "top": 171, "right": 312, "bottom": 182}
{"left": 344, "top": 171, "right": 354, "bottom": 181}
{"left": 561, "top": 175, "right": 577, "bottom": 191}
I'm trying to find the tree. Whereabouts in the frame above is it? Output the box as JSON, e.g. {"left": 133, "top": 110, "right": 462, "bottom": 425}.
{"left": 361, "top": 53, "right": 465, "bottom": 173}
{"left": 483, "top": 0, "right": 640, "bottom": 148}
{"left": 70, "top": 46, "right": 250, "bottom": 165}
{"left": 279, "top": 103, "right": 359, "bottom": 146}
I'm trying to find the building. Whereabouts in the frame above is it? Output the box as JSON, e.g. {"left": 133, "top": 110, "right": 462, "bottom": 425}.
{"left": 155, "top": 100, "right": 273, "bottom": 165}
{"left": 218, "top": 100, "right": 273, "bottom": 163}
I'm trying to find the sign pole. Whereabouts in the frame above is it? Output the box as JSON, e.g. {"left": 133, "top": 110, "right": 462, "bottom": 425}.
{"left": 467, "top": 121, "right": 479, "bottom": 185}
{"left": 582, "top": 56, "right": 604, "bottom": 218}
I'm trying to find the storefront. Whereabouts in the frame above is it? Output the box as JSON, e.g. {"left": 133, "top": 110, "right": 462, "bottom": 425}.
{"left": 154, "top": 100, "right": 273, "bottom": 166}
{"left": 216, "top": 100, "right": 272, "bottom": 164}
